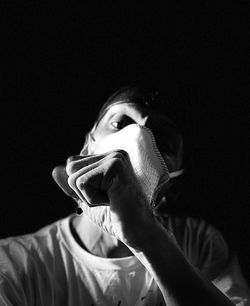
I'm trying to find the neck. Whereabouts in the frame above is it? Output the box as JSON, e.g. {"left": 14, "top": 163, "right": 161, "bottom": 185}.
{"left": 70, "top": 214, "right": 133, "bottom": 258}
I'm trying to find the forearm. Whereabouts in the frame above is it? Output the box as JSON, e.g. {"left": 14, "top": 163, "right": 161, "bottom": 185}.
{"left": 128, "top": 219, "right": 235, "bottom": 306}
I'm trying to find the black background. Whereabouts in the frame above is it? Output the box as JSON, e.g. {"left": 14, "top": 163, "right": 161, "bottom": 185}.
{"left": 1, "top": 1, "right": 250, "bottom": 281}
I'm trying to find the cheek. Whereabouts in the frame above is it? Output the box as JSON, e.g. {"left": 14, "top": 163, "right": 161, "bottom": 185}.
{"left": 93, "top": 123, "right": 113, "bottom": 141}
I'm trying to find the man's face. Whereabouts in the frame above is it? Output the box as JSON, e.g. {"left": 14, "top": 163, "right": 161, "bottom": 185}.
{"left": 91, "top": 102, "right": 149, "bottom": 142}
{"left": 88, "top": 102, "right": 178, "bottom": 173}
{"left": 81, "top": 101, "right": 181, "bottom": 208}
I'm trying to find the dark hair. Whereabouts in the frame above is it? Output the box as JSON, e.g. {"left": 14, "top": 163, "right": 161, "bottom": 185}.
{"left": 96, "top": 85, "right": 163, "bottom": 126}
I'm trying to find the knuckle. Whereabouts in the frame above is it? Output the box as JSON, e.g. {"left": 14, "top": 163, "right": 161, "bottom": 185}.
{"left": 76, "top": 177, "right": 85, "bottom": 190}
{"left": 66, "top": 155, "right": 83, "bottom": 175}
{"left": 110, "top": 156, "right": 124, "bottom": 172}
{"left": 108, "top": 150, "right": 128, "bottom": 162}
{"left": 115, "top": 149, "right": 128, "bottom": 158}
{"left": 66, "top": 155, "right": 75, "bottom": 164}
{"left": 65, "top": 161, "right": 76, "bottom": 176}
{"left": 67, "top": 155, "right": 82, "bottom": 164}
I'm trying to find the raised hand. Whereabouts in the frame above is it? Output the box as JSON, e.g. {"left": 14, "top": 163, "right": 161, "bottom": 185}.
{"left": 55, "top": 150, "right": 156, "bottom": 249}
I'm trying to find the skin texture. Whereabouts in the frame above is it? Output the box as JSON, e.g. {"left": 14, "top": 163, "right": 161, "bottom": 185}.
{"left": 52, "top": 102, "right": 235, "bottom": 305}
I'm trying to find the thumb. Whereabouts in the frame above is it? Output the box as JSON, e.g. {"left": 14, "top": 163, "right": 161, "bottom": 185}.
{"left": 52, "top": 165, "right": 79, "bottom": 201}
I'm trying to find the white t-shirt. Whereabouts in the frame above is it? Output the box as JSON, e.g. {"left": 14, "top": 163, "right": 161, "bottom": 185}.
{"left": 0, "top": 214, "right": 249, "bottom": 305}
{"left": 0, "top": 215, "right": 163, "bottom": 306}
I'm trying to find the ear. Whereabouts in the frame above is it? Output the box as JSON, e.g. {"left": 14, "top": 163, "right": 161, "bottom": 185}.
{"left": 52, "top": 165, "right": 79, "bottom": 201}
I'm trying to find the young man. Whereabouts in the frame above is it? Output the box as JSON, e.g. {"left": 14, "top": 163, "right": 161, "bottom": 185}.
{"left": 0, "top": 86, "right": 249, "bottom": 305}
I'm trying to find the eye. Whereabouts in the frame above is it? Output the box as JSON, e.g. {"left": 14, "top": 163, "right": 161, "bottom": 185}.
{"left": 110, "top": 121, "right": 124, "bottom": 130}
{"left": 109, "top": 115, "right": 136, "bottom": 131}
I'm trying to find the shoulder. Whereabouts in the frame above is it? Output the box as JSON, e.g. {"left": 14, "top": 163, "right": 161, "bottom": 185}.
{"left": 0, "top": 215, "right": 73, "bottom": 304}
{"left": 0, "top": 216, "right": 71, "bottom": 281}
{"left": 160, "top": 215, "right": 230, "bottom": 280}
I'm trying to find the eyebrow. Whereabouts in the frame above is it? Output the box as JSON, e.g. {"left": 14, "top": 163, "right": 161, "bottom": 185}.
{"left": 107, "top": 112, "right": 118, "bottom": 121}
{"left": 97, "top": 104, "right": 145, "bottom": 130}
{"left": 105, "top": 108, "right": 134, "bottom": 121}
{"left": 97, "top": 102, "right": 143, "bottom": 125}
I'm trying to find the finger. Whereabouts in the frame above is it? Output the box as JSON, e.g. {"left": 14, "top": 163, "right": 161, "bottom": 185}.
{"left": 66, "top": 155, "right": 85, "bottom": 164}
{"left": 75, "top": 166, "right": 110, "bottom": 205}
{"left": 66, "top": 154, "right": 107, "bottom": 176}
{"left": 74, "top": 153, "right": 130, "bottom": 205}
{"left": 67, "top": 157, "right": 106, "bottom": 198}
{"left": 52, "top": 165, "right": 79, "bottom": 200}
{"left": 66, "top": 150, "right": 129, "bottom": 176}
{"left": 67, "top": 150, "right": 128, "bottom": 191}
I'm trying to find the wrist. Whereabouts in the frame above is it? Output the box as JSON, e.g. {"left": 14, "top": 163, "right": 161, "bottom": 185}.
{"left": 127, "top": 214, "right": 175, "bottom": 252}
